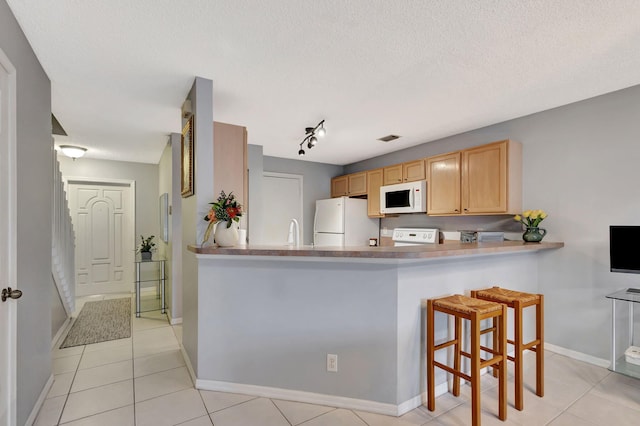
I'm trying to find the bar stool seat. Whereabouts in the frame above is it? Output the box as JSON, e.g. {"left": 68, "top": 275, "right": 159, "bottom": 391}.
{"left": 427, "top": 294, "right": 508, "bottom": 426}
{"left": 471, "top": 286, "right": 544, "bottom": 411}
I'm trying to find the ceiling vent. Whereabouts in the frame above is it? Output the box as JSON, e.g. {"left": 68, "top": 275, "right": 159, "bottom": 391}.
{"left": 378, "top": 134, "right": 400, "bottom": 142}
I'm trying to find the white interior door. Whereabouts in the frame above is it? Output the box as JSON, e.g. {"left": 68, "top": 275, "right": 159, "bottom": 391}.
{"left": 68, "top": 181, "right": 134, "bottom": 296}
{"left": 0, "top": 48, "right": 17, "bottom": 426}
{"left": 260, "top": 172, "right": 303, "bottom": 245}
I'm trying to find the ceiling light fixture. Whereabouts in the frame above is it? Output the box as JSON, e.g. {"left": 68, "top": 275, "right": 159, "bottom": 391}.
{"left": 59, "top": 145, "right": 87, "bottom": 160}
{"left": 298, "top": 120, "right": 326, "bottom": 156}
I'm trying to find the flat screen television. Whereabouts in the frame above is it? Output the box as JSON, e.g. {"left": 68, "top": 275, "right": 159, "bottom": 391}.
{"left": 610, "top": 226, "right": 640, "bottom": 274}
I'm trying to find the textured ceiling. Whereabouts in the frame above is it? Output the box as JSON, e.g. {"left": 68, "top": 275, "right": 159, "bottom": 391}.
{"left": 7, "top": 0, "right": 640, "bottom": 165}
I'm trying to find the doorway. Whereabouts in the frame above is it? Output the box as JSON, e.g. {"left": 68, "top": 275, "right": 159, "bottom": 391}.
{"left": 67, "top": 179, "right": 135, "bottom": 296}
{"left": 260, "top": 172, "right": 303, "bottom": 245}
{"left": 0, "top": 47, "right": 17, "bottom": 426}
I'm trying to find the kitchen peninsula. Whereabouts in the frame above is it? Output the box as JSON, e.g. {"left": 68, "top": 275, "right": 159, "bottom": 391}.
{"left": 184, "top": 241, "right": 562, "bottom": 416}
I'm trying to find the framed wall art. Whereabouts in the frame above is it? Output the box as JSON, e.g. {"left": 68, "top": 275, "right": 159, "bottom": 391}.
{"left": 181, "top": 115, "right": 194, "bottom": 197}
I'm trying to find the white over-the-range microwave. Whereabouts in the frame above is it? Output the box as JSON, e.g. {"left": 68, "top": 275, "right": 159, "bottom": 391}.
{"left": 380, "top": 180, "right": 427, "bottom": 214}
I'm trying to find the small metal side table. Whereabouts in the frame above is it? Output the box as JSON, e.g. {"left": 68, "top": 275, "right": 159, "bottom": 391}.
{"left": 606, "top": 288, "right": 640, "bottom": 378}
{"left": 134, "top": 256, "right": 166, "bottom": 318}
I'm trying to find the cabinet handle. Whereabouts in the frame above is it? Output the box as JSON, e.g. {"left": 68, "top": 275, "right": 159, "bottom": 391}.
{"left": 454, "top": 209, "right": 459, "bottom": 212}
{"left": 464, "top": 208, "right": 468, "bottom": 211}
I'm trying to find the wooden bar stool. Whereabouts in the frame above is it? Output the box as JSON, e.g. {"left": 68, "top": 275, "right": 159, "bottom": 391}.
{"left": 427, "top": 295, "right": 507, "bottom": 426}
{"left": 471, "top": 286, "right": 544, "bottom": 411}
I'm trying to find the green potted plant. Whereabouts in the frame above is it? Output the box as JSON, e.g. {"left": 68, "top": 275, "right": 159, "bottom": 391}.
{"left": 137, "top": 235, "right": 156, "bottom": 260}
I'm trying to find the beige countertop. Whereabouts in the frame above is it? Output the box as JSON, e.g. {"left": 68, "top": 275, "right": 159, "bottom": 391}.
{"left": 188, "top": 240, "right": 564, "bottom": 260}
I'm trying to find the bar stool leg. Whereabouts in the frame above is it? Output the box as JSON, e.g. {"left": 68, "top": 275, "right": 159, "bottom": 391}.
{"left": 514, "top": 299, "right": 524, "bottom": 411}
{"left": 498, "top": 305, "right": 507, "bottom": 421}
{"left": 536, "top": 295, "right": 545, "bottom": 397}
{"left": 453, "top": 316, "right": 461, "bottom": 396}
{"left": 427, "top": 300, "right": 436, "bottom": 411}
{"left": 470, "top": 312, "right": 481, "bottom": 426}
{"left": 491, "top": 316, "right": 499, "bottom": 378}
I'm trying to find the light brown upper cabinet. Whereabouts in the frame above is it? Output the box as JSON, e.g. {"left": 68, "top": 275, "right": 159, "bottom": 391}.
{"left": 331, "top": 171, "right": 367, "bottom": 198}
{"left": 461, "top": 140, "right": 521, "bottom": 214}
{"left": 347, "top": 172, "right": 367, "bottom": 196}
{"left": 213, "top": 121, "right": 248, "bottom": 209}
{"left": 427, "top": 140, "right": 522, "bottom": 216}
{"left": 402, "top": 159, "right": 426, "bottom": 182}
{"left": 383, "top": 159, "right": 426, "bottom": 185}
{"left": 427, "top": 152, "right": 461, "bottom": 215}
{"left": 366, "top": 168, "right": 384, "bottom": 217}
{"left": 331, "top": 175, "right": 348, "bottom": 197}
{"left": 383, "top": 164, "right": 403, "bottom": 185}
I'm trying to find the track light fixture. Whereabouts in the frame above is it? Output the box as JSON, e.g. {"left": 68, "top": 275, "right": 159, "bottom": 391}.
{"left": 298, "top": 120, "right": 326, "bottom": 156}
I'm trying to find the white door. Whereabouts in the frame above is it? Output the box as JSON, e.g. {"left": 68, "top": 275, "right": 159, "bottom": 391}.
{"left": 0, "top": 48, "right": 17, "bottom": 426}
{"left": 68, "top": 182, "right": 134, "bottom": 296}
{"left": 260, "top": 173, "right": 303, "bottom": 245}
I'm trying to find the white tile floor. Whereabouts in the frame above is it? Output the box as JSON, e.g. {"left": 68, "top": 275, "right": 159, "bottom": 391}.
{"left": 37, "top": 293, "right": 640, "bottom": 425}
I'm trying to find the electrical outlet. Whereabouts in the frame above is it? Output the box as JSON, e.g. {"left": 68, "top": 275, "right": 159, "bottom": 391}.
{"left": 327, "top": 354, "right": 338, "bottom": 372}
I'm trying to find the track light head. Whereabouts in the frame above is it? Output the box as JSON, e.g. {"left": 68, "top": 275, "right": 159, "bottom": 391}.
{"left": 296, "top": 120, "right": 325, "bottom": 156}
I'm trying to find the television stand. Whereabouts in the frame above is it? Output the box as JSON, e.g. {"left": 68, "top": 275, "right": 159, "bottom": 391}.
{"left": 606, "top": 289, "right": 640, "bottom": 378}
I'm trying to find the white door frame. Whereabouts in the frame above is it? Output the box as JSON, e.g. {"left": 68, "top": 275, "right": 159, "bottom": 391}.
{"left": 64, "top": 177, "right": 136, "bottom": 294}
{"left": 0, "top": 47, "right": 17, "bottom": 426}
{"left": 262, "top": 172, "right": 304, "bottom": 243}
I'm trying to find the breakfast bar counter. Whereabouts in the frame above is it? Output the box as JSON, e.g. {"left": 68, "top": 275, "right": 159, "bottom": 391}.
{"left": 188, "top": 240, "right": 563, "bottom": 260}
{"left": 183, "top": 240, "right": 563, "bottom": 417}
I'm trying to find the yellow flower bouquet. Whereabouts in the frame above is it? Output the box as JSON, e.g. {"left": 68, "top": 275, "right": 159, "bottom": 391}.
{"left": 514, "top": 210, "right": 548, "bottom": 242}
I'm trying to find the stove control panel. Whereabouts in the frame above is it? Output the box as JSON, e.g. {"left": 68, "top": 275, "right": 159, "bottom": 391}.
{"left": 392, "top": 228, "right": 439, "bottom": 244}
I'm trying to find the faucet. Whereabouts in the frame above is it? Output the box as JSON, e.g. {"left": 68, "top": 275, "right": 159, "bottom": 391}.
{"left": 287, "top": 219, "right": 300, "bottom": 247}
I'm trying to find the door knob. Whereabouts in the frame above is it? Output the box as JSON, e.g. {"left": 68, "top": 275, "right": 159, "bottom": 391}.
{"left": 1, "top": 287, "right": 23, "bottom": 302}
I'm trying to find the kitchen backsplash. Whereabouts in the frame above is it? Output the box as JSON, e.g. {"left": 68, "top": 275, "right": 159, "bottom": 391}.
{"left": 380, "top": 214, "right": 522, "bottom": 235}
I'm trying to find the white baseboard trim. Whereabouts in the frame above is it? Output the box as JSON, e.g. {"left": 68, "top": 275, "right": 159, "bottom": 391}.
{"left": 25, "top": 374, "right": 54, "bottom": 426}
{"left": 180, "top": 344, "right": 197, "bottom": 384}
{"left": 168, "top": 311, "right": 182, "bottom": 325}
{"left": 195, "top": 379, "right": 403, "bottom": 416}
{"left": 546, "top": 343, "right": 610, "bottom": 368}
{"left": 51, "top": 316, "right": 72, "bottom": 349}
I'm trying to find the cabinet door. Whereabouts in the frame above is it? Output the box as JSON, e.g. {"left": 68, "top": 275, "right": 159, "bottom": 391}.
{"left": 383, "top": 164, "right": 403, "bottom": 185}
{"left": 347, "top": 172, "right": 367, "bottom": 196}
{"left": 366, "top": 168, "right": 384, "bottom": 217}
{"left": 403, "top": 159, "right": 426, "bottom": 182}
{"left": 427, "top": 152, "right": 461, "bottom": 215}
{"left": 331, "top": 175, "right": 348, "bottom": 198}
{"left": 462, "top": 140, "right": 507, "bottom": 213}
{"left": 214, "top": 122, "right": 247, "bottom": 208}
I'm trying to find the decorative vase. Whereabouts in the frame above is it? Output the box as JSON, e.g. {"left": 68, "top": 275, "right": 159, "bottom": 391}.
{"left": 140, "top": 251, "right": 152, "bottom": 260}
{"left": 214, "top": 221, "right": 239, "bottom": 247}
{"left": 522, "top": 227, "right": 547, "bottom": 243}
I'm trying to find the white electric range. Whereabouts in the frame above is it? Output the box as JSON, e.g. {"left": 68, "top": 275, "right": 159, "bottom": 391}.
{"left": 392, "top": 228, "right": 439, "bottom": 246}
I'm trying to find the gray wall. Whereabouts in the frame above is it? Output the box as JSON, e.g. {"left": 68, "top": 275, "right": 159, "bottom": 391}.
{"left": 263, "top": 156, "right": 344, "bottom": 244}
{"left": 1, "top": 1, "right": 53, "bottom": 423}
{"left": 51, "top": 279, "right": 67, "bottom": 339}
{"left": 347, "top": 84, "right": 640, "bottom": 360}
{"left": 58, "top": 156, "right": 160, "bottom": 242}
{"left": 247, "top": 144, "right": 264, "bottom": 244}
{"left": 182, "top": 77, "right": 215, "bottom": 374}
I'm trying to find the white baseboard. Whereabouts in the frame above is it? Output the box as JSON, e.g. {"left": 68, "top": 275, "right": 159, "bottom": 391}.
{"left": 195, "top": 378, "right": 403, "bottom": 416}
{"left": 545, "top": 343, "right": 610, "bottom": 368}
{"left": 180, "top": 344, "right": 197, "bottom": 384}
{"left": 51, "top": 316, "right": 72, "bottom": 349}
{"left": 25, "top": 374, "right": 54, "bottom": 426}
{"left": 167, "top": 310, "right": 182, "bottom": 325}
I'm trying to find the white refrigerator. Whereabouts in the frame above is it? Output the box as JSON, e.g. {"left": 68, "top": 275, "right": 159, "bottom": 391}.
{"left": 313, "top": 197, "right": 379, "bottom": 246}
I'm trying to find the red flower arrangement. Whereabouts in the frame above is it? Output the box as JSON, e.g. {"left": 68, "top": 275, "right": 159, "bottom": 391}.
{"left": 203, "top": 191, "right": 243, "bottom": 244}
